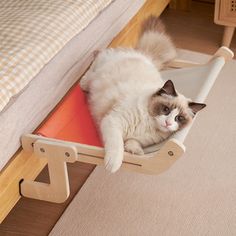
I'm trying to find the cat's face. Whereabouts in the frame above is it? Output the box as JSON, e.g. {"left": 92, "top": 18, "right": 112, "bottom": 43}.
{"left": 148, "top": 80, "right": 206, "bottom": 133}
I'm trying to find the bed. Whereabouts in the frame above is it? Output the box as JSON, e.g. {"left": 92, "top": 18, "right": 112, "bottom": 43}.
{"left": 0, "top": 0, "right": 147, "bottom": 171}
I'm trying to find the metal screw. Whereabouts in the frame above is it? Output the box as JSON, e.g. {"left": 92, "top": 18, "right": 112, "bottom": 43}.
{"left": 65, "top": 152, "right": 70, "bottom": 157}
{"left": 168, "top": 151, "right": 174, "bottom": 156}
{"left": 40, "top": 148, "right": 45, "bottom": 153}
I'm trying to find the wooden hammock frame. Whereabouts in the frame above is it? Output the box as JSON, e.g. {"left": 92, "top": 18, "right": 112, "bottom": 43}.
{"left": 19, "top": 47, "right": 233, "bottom": 203}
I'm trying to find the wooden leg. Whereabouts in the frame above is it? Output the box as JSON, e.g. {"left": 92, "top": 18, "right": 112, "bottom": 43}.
{"left": 20, "top": 139, "right": 77, "bottom": 203}
{"left": 222, "top": 26, "right": 235, "bottom": 47}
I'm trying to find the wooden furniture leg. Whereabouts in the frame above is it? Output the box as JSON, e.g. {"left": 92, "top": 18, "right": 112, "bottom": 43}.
{"left": 222, "top": 26, "right": 235, "bottom": 47}
{"left": 20, "top": 139, "right": 78, "bottom": 203}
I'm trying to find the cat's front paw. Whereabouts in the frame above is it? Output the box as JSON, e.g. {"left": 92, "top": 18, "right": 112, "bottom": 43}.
{"left": 104, "top": 154, "right": 122, "bottom": 173}
{"left": 125, "top": 139, "right": 144, "bottom": 155}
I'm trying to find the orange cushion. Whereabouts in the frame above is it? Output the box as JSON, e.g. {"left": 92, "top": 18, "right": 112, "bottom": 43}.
{"left": 36, "top": 84, "right": 103, "bottom": 147}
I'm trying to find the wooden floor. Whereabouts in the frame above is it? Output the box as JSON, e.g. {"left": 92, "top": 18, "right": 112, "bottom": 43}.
{"left": 0, "top": 1, "right": 235, "bottom": 235}
{"left": 0, "top": 163, "right": 95, "bottom": 236}
{"left": 163, "top": 1, "right": 236, "bottom": 54}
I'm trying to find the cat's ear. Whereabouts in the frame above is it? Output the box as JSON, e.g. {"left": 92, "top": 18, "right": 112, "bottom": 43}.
{"left": 156, "top": 80, "right": 177, "bottom": 97}
{"left": 188, "top": 102, "right": 206, "bottom": 114}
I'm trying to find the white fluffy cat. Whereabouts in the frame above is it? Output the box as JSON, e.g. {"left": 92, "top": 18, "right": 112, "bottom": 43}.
{"left": 80, "top": 16, "right": 206, "bottom": 173}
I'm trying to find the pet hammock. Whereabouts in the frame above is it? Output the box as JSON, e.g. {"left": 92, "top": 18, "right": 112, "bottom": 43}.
{"left": 20, "top": 47, "right": 233, "bottom": 203}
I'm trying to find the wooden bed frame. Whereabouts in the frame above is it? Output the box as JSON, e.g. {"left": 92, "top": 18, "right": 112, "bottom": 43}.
{"left": 0, "top": 0, "right": 170, "bottom": 224}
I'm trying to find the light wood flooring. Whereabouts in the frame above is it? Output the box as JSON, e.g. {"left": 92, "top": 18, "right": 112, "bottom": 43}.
{"left": 0, "top": 1, "right": 235, "bottom": 235}
{"left": 163, "top": 1, "right": 236, "bottom": 54}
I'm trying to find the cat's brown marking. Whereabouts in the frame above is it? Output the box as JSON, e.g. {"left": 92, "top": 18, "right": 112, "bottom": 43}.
{"left": 174, "top": 110, "right": 192, "bottom": 129}
{"left": 148, "top": 93, "right": 193, "bottom": 130}
{"left": 156, "top": 80, "right": 177, "bottom": 97}
{"left": 188, "top": 102, "right": 206, "bottom": 114}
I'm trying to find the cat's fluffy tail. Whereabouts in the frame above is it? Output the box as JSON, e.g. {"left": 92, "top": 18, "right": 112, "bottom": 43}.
{"left": 136, "top": 16, "right": 176, "bottom": 69}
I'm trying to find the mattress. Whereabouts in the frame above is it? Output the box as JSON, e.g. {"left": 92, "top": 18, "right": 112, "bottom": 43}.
{"left": 0, "top": 0, "right": 112, "bottom": 112}
{"left": 0, "top": 0, "right": 146, "bottom": 171}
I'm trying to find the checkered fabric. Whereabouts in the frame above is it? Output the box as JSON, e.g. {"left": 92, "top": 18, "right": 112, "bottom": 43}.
{"left": 0, "top": 0, "right": 112, "bottom": 112}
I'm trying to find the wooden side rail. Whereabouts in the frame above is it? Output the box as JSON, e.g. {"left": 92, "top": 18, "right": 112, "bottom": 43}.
{"left": 168, "top": 46, "right": 234, "bottom": 68}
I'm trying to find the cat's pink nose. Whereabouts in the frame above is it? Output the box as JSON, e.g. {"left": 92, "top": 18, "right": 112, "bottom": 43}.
{"left": 165, "top": 121, "right": 171, "bottom": 126}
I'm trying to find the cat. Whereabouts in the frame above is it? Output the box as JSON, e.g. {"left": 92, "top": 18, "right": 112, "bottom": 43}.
{"left": 80, "top": 16, "right": 206, "bottom": 173}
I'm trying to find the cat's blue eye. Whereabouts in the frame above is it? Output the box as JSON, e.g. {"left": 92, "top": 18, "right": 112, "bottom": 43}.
{"left": 175, "top": 115, "right": 185, "bottom": 122}
{"left": 163, "top": 106, "right": 169, "bottom": 113}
